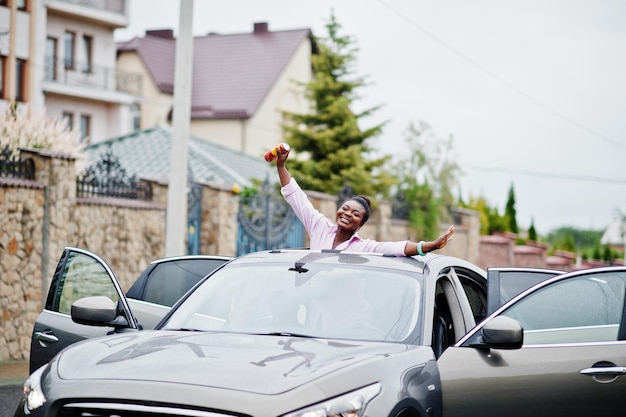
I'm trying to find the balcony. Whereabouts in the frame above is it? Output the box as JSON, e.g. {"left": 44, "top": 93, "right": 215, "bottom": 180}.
{"left": 44, "top": 56, "right": 142, "bottom": 102}
{"left": 47, "top": 0, "right": 129, "bottom": 28}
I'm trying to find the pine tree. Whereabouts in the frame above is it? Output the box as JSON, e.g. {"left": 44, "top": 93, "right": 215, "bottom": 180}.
{"left": 505, "top": 183, "right": 519, "bottom": 233}
{"left": 281, "top": 12, "right": 394, "bottom": 198}
{"left": 528, "top": 217, "right": 538, "bottom": 241}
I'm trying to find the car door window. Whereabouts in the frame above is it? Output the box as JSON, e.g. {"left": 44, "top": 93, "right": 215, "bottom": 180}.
{"left": 455, "top": 268, "right": 488, "bottom": 324}
{"left": 487, "top": 268, "right": 563, "bottom": 314}
{"left": 52, "top": 252, "right": 120, "bottom": 314}
{"left": 433, "top": 281, "right": 455, "bottom": 357}
{"left": 502, "top": 271, "right": 626, "bottom": 344}
{"left": 142, "top": 259, "right": 225, "bottom": 307}
{"left": 433, "top": 272, "right": 479, "bottom": 357}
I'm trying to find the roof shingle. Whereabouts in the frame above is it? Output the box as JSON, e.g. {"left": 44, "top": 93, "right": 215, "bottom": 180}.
{"left": 85, "top": 125, "right": 275, "bottom": 188}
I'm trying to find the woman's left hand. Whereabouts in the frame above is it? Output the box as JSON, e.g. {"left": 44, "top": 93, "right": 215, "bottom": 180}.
{"left": 434, "top": 225, "right": 455, "bottom": 250}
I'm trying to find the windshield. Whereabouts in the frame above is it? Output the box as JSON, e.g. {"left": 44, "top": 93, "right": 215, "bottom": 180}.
{"left": 163, "top": 262, "right": 423, "bottom": 343}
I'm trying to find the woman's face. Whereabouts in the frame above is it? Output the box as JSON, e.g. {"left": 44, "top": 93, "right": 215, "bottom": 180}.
{"left": 336, "top": 200, "right": 366, "bottom": 231}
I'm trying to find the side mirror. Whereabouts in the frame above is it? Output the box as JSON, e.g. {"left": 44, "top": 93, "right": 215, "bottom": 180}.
{"left": 479, "top": 316, "right": 523, "bottom": 350}
{"left": 71, "top": 296, "right": 129, "bottom": 328}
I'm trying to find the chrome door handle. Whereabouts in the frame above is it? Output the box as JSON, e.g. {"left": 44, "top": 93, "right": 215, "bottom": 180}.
{"left": 580, "top": 366, "right": 626, "bottom": 376}
{"left": 34, "top": 331, "right": 59, "bottom": 344}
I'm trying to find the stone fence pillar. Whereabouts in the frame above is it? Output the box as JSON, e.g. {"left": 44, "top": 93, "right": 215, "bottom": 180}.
{"left": 22, "top": 149, "right": 76, "bottom": 309}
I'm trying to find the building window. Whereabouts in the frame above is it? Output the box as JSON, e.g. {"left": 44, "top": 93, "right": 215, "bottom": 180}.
{"left": 15, "top": 58, "right": 25, "bottom": 102}
{"left": 82, "top": 35, "right": 93, "bottom": 73}
{"left": 0, "top": 0, "right": 28, "bottom": 9}
{"left": 79, "top": 114, "right": 90, "bottom": 143}
{"left": 64, "top": 31, "right": 75, "bottom": 69}
{"left": 130, "top": 103, "right": 141, "bottom": 131}
{"left": 46, "top": 37, "right": 57, "bottom": 81}
{"left": 62, "top": 112, "right": 74, "bottom": 131}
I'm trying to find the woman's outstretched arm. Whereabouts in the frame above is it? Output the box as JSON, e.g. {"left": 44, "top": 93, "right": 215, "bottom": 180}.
{"left": 404, "top": 225, "right": 455, "bottom": 256}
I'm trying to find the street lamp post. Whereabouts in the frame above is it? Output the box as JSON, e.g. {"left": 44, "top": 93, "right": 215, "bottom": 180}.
{"left": 165, "top": 0, "right": 194, "bottom": 257}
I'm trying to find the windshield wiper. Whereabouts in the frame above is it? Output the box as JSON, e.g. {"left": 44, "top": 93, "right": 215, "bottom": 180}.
{"left": 174, "top": 329, "right": 316, "bottom": 338}
{"left": 259, "top": 331, "right": 315, "bottom": 338}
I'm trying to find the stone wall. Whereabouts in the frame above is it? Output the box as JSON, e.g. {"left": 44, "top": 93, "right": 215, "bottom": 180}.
{"left": 0, "top": 178, "right": 46, "bottom": 363}
{"left": 198, "top": 182, "right": 239, "bottom": 256}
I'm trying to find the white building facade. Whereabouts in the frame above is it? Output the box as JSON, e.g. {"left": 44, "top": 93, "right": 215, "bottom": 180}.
{"left": 1, "top": 0, "right": 140, "bottom": 144}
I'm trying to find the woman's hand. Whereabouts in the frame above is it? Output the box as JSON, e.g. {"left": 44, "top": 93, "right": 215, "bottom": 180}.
{"left": 433, "top": 224, "right": 455, "bottom": 250}
{"left": 276, "top": 147, "right": 290, "bottom": 166}
{"left": 275, "top": 146, "right": 292, "bottom": 186}
{"left": 406, "top": 225, "right": 455, "bottom": 256}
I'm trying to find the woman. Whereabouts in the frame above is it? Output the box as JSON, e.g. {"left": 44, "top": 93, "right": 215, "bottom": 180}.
{"left": 276, "top": 148, "right": 455, "bottom": 256}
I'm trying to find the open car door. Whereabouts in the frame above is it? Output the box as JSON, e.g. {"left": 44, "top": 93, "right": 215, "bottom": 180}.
{"left": 438, "top": 267, "right": 626, "bottom": 417}
{"left": 29, "top": 247, "right": 138, "bottom": 373}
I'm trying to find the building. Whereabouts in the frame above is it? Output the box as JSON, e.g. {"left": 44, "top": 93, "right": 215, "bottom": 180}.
{"left": 601, "top": 217, "right": 626, "bottom": 255}
{"left": 2, "top": 1, "right": 315, "bottom": 157}
{"left": 1, "top": 0, "right": 140, "bottom": 143}
{"left": 116, "top": 22, "right": 316, "bottom": 158}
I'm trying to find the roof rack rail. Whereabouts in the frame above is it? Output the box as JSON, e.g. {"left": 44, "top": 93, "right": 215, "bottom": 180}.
{"left": 267, "top": 248, "right": 399, "bottom": 257}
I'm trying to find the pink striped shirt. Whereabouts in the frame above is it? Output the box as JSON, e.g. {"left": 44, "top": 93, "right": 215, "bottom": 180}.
{"left": 281, "top": 178, "right": 409, "bottom": 255}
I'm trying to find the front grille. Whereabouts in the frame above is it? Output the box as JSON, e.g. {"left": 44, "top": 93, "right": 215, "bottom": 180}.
{"left": 58, "top": 402, "right": 243, "bottom": 417}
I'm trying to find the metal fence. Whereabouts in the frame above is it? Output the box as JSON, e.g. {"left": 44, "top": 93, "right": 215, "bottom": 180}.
{"left": 236, "top": 178, "right": 305, "bottom": 255}
{"left": 76, "top": 147, "right": 152, "bottom": 201}
{"left": 0, "top": 146, "right": 35, "bottom": 180}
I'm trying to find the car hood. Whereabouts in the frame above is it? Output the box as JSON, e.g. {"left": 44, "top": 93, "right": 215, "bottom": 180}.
{"left": 56, "top": 330, "right": 429, "bottom": 395}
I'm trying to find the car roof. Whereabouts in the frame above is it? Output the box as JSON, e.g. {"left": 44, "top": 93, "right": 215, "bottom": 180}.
{"left": 224, "top": 249, "right": 475, "bottom": 275}
{"left": 148, "top": 254, "right": 234, "bottom": 265}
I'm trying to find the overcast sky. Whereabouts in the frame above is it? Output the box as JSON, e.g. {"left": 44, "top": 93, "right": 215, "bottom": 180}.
{"left": 115, "top": 0, "right": 626, "bottom": 236}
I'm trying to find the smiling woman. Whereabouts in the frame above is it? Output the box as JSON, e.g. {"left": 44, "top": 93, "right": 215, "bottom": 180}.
{"left": 274, "top": 147, "right": 455, "bottom": 255}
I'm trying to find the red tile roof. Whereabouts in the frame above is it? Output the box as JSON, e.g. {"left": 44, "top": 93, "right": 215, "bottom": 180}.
{"left": 117, "top": 23, "right": 314, "bottom": 119}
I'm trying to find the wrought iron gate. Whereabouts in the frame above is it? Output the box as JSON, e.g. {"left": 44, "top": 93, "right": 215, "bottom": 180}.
{"left": 187, "top": 182, "right": 203, "bottom": 255}
{"left": 236, "top": 178, "right": 304, "bottom": 255}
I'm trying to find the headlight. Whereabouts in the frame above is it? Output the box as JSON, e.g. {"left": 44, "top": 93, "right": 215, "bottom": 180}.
{"left": 22, "top": 365, "right": 48, "bottom": 414}
{"left": 281, "top": 383, "right": 381, "bottom": 417}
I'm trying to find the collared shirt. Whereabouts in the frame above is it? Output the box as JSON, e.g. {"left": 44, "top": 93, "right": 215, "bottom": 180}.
{"left": 281, "top": 178, "right": 409, "bottom": 255}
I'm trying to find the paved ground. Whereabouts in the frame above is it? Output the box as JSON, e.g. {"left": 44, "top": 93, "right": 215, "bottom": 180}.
{"left": 0, "top": 385, "right": 22, "bottom": 417}
{"left": 0, "top": 361, "right": 29, "bottom": 417}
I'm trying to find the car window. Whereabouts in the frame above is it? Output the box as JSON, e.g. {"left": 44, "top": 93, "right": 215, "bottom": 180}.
{"left": 502, "top": 270, "right": 626, "bottom": 345}
{"left": 433, "top": 280, "right": 456, "bottom": 357}
{"left": 52, "top": 252, "right": 120, "bottom": 314}
{"left": 487, "top": 269, "right": 562, "bottom": 314}
{"left": 142, "top": 259, "right": 226, "bottom": 307}
{"left": 455, "top": 268, "right": 488, "bottom": 324}
{"left": 163, "top": 263, "right": 423, "bottom": 343}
